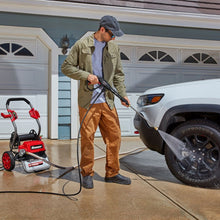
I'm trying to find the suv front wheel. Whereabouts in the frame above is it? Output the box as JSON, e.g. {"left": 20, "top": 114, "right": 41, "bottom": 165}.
{"left": 165, "top": 119, "right": 220, "bottom": 188}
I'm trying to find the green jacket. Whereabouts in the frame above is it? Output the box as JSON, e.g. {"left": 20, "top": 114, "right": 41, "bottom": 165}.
{"left": 61, "top": 33, "right": 127, "bottom": 110}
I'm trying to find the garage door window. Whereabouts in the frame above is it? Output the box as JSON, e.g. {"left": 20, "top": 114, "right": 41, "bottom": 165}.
{"left": 139, "top": 50, "right": 175, "bottom": 62}
{"left": 120, "top": 52, "right": 129, "bottom": 60}
{"left": 184, "top": 53, "right": 217, "bottom": 64}
{"left": 0, "top": 43, "right": 33, "bottom": 56}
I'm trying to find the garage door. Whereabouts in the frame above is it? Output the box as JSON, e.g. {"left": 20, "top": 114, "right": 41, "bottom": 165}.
{"left": 115, "top": 45, "right": 220, "bottom": 136}
{"left": 0, "top": 38, "right": 49, "bottom": 139}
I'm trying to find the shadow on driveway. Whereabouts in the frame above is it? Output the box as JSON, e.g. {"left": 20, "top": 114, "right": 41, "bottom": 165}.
{"left": 120, "top": 150, "right": 182, "bottom": 184}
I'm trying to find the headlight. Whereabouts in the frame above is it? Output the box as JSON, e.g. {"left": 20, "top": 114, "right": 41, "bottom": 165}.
{"left": 137, "top": 94, "right": 164, "bottom": 107}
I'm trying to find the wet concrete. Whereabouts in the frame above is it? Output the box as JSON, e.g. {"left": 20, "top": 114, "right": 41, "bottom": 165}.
{"left": 0, "top": 137, "right": 219, "bottom": 220}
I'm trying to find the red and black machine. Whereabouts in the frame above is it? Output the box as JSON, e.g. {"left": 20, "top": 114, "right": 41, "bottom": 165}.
{"left": 1, "top": 98, "right": 50, "bottom": 173}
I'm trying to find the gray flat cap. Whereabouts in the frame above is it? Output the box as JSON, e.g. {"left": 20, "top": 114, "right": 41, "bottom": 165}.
{"left": 100, "top": 15, "right": 124, "bottom": 37}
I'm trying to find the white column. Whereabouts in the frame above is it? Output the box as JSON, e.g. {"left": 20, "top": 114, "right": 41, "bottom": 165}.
{"left": 71, "top": 79, "right": 79, "bottom": 139}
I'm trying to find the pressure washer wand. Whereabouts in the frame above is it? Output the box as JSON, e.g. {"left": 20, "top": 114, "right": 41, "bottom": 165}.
{"left": 97, "top": 77, "right": 147, "bottom": 122}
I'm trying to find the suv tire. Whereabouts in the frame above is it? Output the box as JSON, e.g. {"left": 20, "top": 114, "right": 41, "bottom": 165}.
{"left": 165, "top": 119, "right": 220, "bottom": 188}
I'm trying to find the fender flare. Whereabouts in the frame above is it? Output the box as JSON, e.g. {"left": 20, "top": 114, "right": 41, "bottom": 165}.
{"left": 159, "top": 104, "right": 220, "bottom": 132}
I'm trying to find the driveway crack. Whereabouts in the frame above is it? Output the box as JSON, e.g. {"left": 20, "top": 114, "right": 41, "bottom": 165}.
{"left": 122, "top": 163, "right": 200, "bottom": 220}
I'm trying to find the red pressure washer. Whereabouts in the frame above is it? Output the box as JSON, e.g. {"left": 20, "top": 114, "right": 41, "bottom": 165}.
{"left": 0, "top": 97, "right": 79, "bottom": 198}
{"left": 1, "top": 98, "right": 50, "bottom": 173}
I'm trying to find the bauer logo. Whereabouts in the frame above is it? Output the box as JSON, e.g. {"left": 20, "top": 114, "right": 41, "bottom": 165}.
{"left": 31, "top": 145, "right": 43, "bottom": 150}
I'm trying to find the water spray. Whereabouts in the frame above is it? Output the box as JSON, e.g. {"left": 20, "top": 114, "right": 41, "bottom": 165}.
{"left": 154, "top": 127, "right": 190, "bottom": 161}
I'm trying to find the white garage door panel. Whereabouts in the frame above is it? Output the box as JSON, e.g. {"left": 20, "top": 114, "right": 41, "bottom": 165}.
{"left": 0, "top": 121, "right": 14, "bottom": 139}
{"left": 117, "top": 116, "right": 133, "bottom": 135}
{"left": 124, "top": 66, "right": 220, "bottom": 92}
{"left": 0, "top": 64, "right": 48, "bottom": 90}
{"left": 0, "top": 119, "right": 39, "bottom": 139}
{"left": 124, "top": 67, "right": 180, "bottom": 92}
{"left": 181, "top": 70, "right": 220, "bottom": 82}
{"left": 0, "top": 38, "right": 48, "bottom": 64}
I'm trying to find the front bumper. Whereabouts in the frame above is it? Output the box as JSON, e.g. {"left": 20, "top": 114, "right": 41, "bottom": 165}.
{"left": 134, "top": 113, "right": 164, "bottom": 154}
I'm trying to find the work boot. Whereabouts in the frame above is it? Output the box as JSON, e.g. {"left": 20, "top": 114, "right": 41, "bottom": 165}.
{"left": 105, "top": 174, "right": 131, "bottom": 185}
{"left": 82, "top": 175, "right": 94, "bottom": 189}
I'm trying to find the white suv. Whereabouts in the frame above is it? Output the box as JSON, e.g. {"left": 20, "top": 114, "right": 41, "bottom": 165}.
{"left": 134, "top": 78, "right": 220, "bottom": 188}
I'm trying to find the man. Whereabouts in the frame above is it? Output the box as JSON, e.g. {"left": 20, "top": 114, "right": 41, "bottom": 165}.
{"left": 61, "top": 15, "right": 131, "bottom": 189}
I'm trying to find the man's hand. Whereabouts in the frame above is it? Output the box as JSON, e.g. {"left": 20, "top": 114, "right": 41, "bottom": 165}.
{"left": 87, "top": 74, "right": 99, "bottom": 85}
{"left": 121, "top": 96, "right": 130, "bottom": 107}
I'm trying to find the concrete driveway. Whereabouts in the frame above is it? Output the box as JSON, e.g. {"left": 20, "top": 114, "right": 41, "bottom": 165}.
{"left": 0, "top": 137, "right": 219, "bottom": 220}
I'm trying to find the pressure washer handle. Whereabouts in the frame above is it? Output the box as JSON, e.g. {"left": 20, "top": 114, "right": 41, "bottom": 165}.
{"left": 97, "top": 77, "right": 130, "bottom": 106}
{"left": 87, "top": 77, "right": 129, "bottom": 106}
{"left": 6, "top": 97, "right": 31, "bottom": 107}
{"left": 4, "top": 97, "right": 41, "bottom": 137}
{"left": 86, "top": 80, "right": 101, "bottom": 91}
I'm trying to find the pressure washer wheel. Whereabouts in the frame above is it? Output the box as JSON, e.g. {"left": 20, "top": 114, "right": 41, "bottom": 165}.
{"left": 2, "top": 151, "right": 15, "bottom": 171}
